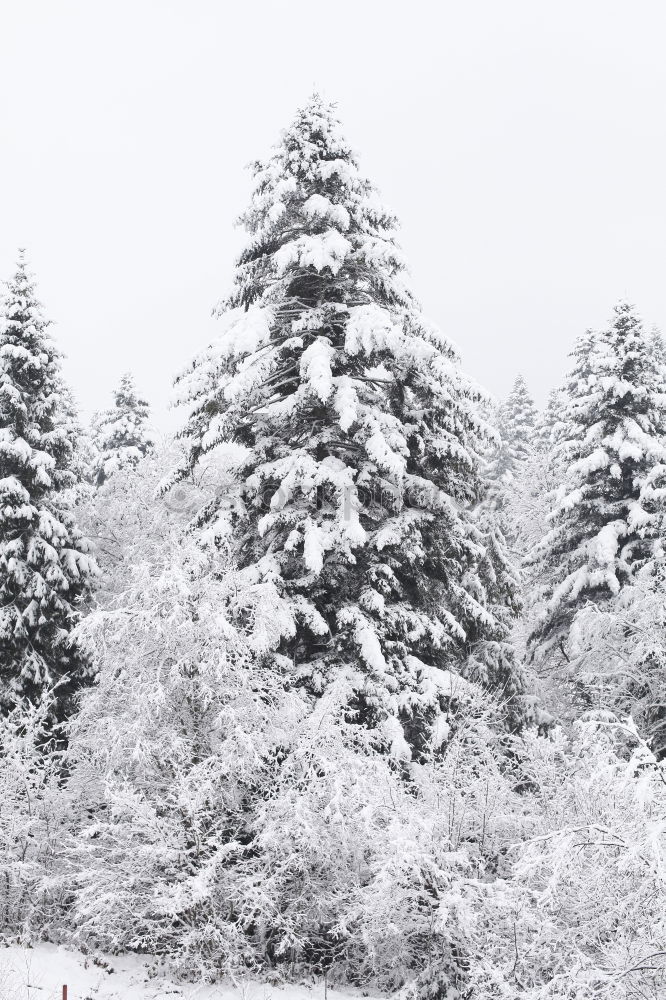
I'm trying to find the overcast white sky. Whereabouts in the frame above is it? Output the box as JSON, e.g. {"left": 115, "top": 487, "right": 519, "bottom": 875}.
{"left": 2, "top": 0, "right": 666, "bottom": 428}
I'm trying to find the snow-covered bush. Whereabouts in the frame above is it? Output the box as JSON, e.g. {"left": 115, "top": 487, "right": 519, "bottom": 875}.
{"left": 66, "top": 548, "right": 303, "bottom": 973}
{"left": 502, "top": 719, "right": 666, "bottom": 999}
{"left": 350, "top": 694, "right": 522, "bottom": 998}
{"left": 565, "top": 562, "right": 666, "bottom": 756}
{"left": 62, "top": 447, "right": 302, "bottom": 973}
{"left": 0, "top": 700, "right": 68, "bottom": 938}
{"left": 64, "top": 446, "right": 523, "bottom": 989}
{"left": 230, "top": 681, "right": 398, "bottom": 979}
{"left": 190, "top": 675, "right": 525, "bottom": 993}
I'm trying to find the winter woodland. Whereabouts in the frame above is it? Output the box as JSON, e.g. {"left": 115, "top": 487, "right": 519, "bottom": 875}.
{"left": 1, "top": 97, "right": 665, "bottom": 999}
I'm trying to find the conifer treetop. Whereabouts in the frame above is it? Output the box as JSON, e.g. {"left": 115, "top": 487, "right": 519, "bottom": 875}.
{"left": 93, "top": 372, "right": 153, "bottom": 486}
{"left": 486, "top": 374, "right": 538, "bottom": 492}
{"left": 227, "top": 92, "right": 412, "bottom": 313}
{"left": 534, "top": 387, "right": 563, "bottom": 454}
{"left": 0, "top": 255, "right": 78, "bottom": 496}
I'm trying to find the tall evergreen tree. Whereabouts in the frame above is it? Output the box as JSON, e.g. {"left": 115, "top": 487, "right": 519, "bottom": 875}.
{"left": 529, "top": 302, "right": 666, "bottom": 663}
{"left": 92, "top": 372, "right": 153, "bottom": 486}
{"left": 0, "top": 257, "right": 97, "bottom": 720}
{"left": 168, "top": 95, "right": 523, "bottom": 753}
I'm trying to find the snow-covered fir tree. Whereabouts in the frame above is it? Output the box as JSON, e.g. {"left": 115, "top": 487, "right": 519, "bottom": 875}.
{"left": 485, "top": 374, "right": 538, "bottom": 507}
{"left": 0, "top": 257, "right": 97, "bottom": 721}
{"left": 483, "top": 374, "right": 541, "bottom": 564}
{"left": 168, "top": 95, "right": 523, "bottom": 755}
{"left": 92, "top": 372, "right": 153, "bottom": 486}
{"left": 649, "top": 324, "right": 666, "bottom": 370}
{"left": 512, "top": 388, "right": 570, "bottom": 562}
{"left": 533, "top": 387, "right": 562, "bottom": 455}
{"left": 528, "top": 302, "right": 666, "bottom": 671}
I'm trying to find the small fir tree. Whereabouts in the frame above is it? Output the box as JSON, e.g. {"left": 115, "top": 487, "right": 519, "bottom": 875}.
{"left": 0, "top": 257, "right": 96, "bottom": 721}
{"left": 167, "top": 95, "right": 523, "bottom": 754}
{"left": 649, "top": 324, "right": 666, "bottom": 369}
{"left": 533, "top": 387, "right": 563, "bottom": 455}
{"left": 485, "top": 374, "right": 539, "bottom": 508}
{"left": 92, "top": 372, "right": 153, "bottom": 486}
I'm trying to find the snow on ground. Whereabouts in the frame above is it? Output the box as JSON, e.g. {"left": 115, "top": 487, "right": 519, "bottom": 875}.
{"left": 0, "top": 944, "right": 363, "bottom": 1000}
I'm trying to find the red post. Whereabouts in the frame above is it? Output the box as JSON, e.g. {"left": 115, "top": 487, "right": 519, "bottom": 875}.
{"left": 63, "top": 987, "right": 68, "bottom": 1000}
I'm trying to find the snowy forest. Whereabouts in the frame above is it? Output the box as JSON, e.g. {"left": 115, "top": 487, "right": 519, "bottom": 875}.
{"left": 1, "top": 95, "right": 665, "bottom": 1000}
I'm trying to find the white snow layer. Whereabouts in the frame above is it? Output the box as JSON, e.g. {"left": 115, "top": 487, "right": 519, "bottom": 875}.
{"left": 0, "top": 943, "right": 373, "bottom": 1000}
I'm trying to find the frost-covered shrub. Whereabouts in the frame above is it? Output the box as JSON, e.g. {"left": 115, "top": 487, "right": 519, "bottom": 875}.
{"left": 566, "top": 564, "right": 666, "bottom": 756}
{"left": 217, "top": 680, "right": 523, "bottom": 994}
{"left": 229, "top": 682, "right": 396, "bottom": 978}
{"left": 64, "top": 455, "right": 304, "bottom": 973}
{"left": 502, "top": 720, "right": 666, "bottom": 999}
{"left": 351, "top": 705, "right": 522, "bottom": 997}
{"left": 65, "top": 457, "right": 522, "bottom": 989}
{"left": 0, "top": 701, "right": 68, "bottom": 937}
{"left": 61, "top": 444, "right": 526, "bottom": 990}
